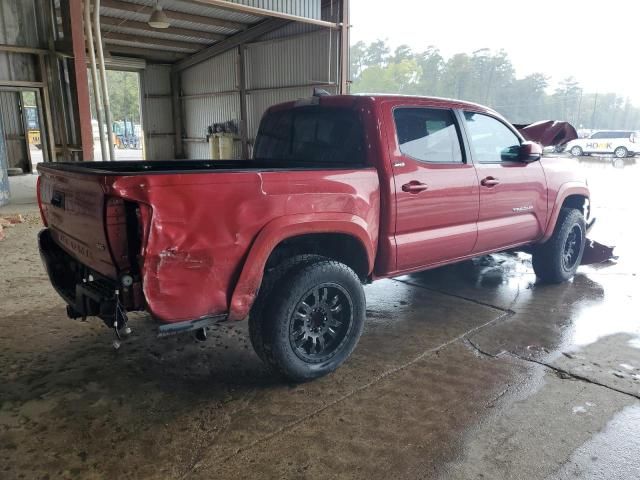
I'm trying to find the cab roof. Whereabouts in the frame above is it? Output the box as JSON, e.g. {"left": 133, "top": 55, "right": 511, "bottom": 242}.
{"left": 267, "top": 94, "right": 498, "bottom": 116}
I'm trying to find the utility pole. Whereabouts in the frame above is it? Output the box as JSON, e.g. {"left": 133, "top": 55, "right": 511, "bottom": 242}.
{"left": 576, "top": 88, "right": 583, "bottom": 126}
{"left": 591, "top": 92, "right": 598, "bottom": 129}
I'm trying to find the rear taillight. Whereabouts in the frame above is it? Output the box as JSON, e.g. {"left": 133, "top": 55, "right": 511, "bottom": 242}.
{"left": 105, "top": 198, "right": 151, "bottom": 273}
{"left": 36, "top": 175, "right": 48, "bottom": 227}
{"left": 135, "top": 203, "right": 152, "bottom": 257}
{"left": 105, "top": 197, "right": 129, "bottom": 270}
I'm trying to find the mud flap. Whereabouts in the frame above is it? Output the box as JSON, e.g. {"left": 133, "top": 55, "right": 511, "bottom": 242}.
{"left": 581, "top": 239, "right": 617, "bottom": 265}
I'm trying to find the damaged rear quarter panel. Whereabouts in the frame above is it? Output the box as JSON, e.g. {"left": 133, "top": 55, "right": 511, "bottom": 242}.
{"left": 110, "top": 168, "right": 380, "bottom": 323}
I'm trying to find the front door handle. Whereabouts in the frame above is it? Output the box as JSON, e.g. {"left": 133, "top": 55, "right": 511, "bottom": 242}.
{"left": 481, "top": 176, "right": 500, "bottom": 187}
{"left": 402, "top": 181, "right": 429, "bottom": 193}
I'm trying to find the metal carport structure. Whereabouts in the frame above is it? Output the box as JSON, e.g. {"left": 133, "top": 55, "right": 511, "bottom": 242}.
{"left": 0, "top": 0, "right": 349, "bottom": 169}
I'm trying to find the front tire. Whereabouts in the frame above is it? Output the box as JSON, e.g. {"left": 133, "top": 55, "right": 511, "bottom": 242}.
{"left": 532, "top": 208, "right": 586, "bottom": 283}
{"left": 614, "top": 146, "right": 628, "bottom": 158}
{"left": 256, "top": 260, "right": 365, "bottom": 382}
{"left": 570, "top": 146, "right": 583, "bottom": 156}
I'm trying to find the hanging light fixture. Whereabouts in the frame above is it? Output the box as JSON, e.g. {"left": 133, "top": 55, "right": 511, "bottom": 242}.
{"left": 148, "top": 1, "right": 170, "bottom": 29}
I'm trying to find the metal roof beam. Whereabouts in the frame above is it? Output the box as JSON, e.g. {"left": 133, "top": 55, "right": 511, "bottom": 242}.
{"left": 104, "top": 44, "right": 189, "bottom": 62}
{"left": 100, "top": 15, "right": 226, "bottom": 42}
{"left": 0, "top": 44, "right": 50, "bottom": 55}
{"left": 101, "top": 0, "right": 248, "bottom": 31}
{"left": 174, "top": 17, "right": 288, "bottom": 71}
{"left": 103, "top": 32, "right": 202, "bottom": 51}
{"left": 186, "top": 0, "right": 340, "bottom": 29}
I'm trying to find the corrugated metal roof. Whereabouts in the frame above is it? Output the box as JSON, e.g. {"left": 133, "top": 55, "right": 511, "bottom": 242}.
{"left": 100, "top": 7, "right": 240, "bottom": 36}
{"left": 103, "top": 24, "right": 210, "bottom": 46}
{"left": 228, "top": 0, "right": 321, "bottom": 19}
{"left": 96, "top": 0, "right": 331, "bottom": 62}
{"left": 105, "top": 38, "right": 196, "bottom": 53}
{"left": 99, "top": 0, "right": 260, "bottom": 60}
{"left": 123, "top": 0, "right": 264, "bottom": 24}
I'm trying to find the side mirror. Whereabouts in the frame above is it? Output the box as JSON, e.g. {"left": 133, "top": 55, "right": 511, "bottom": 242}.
{"left": 518, "top": 141, "right": 542, "bottom": 163}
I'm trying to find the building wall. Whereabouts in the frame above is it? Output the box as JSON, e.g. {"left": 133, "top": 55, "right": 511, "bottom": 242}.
{"left": 181, "top": 49, "right": 241, "bottom": 159}
{"left": 141, "top": 64, "right": 175, "bottom": 160}
{"left": 244, "top": 29, "right": 338, "bottom": 141}
{"left": 0, "top": 0, "right": 48, "bottom": 83}
{"left": 0, "top": 0, "right": 50, "bottom": 177}
{"left": 0, "top": 91, "right": 29, "bottom": 172}
{"left": 0, "top": 115, "right": 9, "bottom": 206}
{"left": 179, "top": 22, "right": 340, "bottom": 159}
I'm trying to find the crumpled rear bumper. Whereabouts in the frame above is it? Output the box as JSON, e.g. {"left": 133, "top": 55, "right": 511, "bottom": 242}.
{"left": 38, "top": 228, "right": 140, "bottom": 321}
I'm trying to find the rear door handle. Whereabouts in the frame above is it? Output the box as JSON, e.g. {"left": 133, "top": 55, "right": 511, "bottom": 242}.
{"left": 481, "top": 177, "right": 500, "bottom": 187}
{"left": 402, "top": 181, "right": 428, "bottom": 193}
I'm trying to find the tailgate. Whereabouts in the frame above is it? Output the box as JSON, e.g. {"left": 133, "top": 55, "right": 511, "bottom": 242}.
{"left": 38, "top": 166, "right": 120, "bottom": 279}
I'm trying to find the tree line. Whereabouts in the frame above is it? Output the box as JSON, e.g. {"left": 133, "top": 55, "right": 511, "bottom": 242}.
{"left": 350, "top": 40, "right": 639, "bottom": 130}
{"left": 88, "top": 70, "right": 141, "bottom": 125}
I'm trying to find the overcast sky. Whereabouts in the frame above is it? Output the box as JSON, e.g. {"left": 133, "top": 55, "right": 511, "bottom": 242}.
{"left": 350, "top": 0, "right": 640, "bottom": 104}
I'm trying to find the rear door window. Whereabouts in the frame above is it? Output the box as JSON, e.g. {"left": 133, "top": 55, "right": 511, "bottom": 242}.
{"left": 254, "top": 107, "right": 365, "bottom": 165}
{"left": 393, "top": 107, "right": 464, "bottom": 163}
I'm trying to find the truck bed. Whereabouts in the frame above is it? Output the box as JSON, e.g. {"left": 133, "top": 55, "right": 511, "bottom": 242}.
{"left": 41, "top": 159, "right": 367, "bottom": 175}
{"left": 37, "top": 160, "right": 380, "bottom": 323}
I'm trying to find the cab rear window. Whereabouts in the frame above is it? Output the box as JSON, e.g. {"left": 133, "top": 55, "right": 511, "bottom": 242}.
{"left": 254, "top": 107, "right": 365, "bottom": 165}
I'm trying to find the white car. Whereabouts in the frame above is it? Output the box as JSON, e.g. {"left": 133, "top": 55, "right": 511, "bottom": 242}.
{"left": 566, "top": 130, "right": 639, "bottom": 158}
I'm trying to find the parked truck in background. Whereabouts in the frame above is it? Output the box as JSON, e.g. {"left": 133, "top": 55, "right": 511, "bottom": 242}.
{"left": 37, "top": 94, "right": 593, "bottom": 381}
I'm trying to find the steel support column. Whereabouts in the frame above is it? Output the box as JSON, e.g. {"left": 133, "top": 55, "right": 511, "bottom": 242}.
{"left": 38, "top": 54, "right": 57, "bottom": 164}
{"left": 60, "top": 0, "right": 93, "bottom": 161}
{"left": 339, "top": 0, "right": 350, "bottom": 94}
{"left": 170, "top": 70, "right": 185, "bottom": 158}
{"left": 238, "top": 45, "right": 249, "bottom": 159}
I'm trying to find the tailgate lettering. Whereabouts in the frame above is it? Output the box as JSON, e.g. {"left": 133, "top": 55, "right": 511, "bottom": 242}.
{"left": 54, "top": 230, "right": 94, "bottom": 260}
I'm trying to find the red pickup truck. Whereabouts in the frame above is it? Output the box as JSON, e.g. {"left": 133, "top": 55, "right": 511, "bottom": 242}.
{"left": 37, "top": 94, "right": 592, "bottom": 381}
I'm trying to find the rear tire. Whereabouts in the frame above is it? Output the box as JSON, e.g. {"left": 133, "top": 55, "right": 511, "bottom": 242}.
{"left": 614, "top": 146, "right": 628, "bottom": 158}
{"left": 570, "top": 146, "right": 583, "bottom": 156}
{"left": 532, "top": 208, "right": 586, "bottom": 283}
{"left": 256, "top": 260, "right": 365, "bottom": 382}
{"left": 249, "top": 254, "right": 326, "bottom": 362}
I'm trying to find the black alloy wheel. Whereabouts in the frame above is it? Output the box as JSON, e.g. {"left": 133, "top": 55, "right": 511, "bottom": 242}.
{"left": 251, "top": 260, "right": 366, "bottom": 382}
{"left": 562, "top": 224, "right": 583, "bottom": 271}
{"left": 289, "top": 284, "right": 354, "bottom": 363}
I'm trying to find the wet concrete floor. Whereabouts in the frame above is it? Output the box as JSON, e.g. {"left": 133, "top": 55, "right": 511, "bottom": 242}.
{"left": 1, "top": 155, "right": 639, "bottom": 479}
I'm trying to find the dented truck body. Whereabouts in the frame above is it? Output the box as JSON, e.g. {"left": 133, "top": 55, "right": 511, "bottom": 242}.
{"left": 37, "top": 160, "right": 380, "bottom": 332}
{"left": 37, "top": 94, "right": 612, "bottom": 340}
